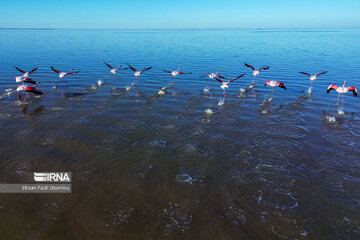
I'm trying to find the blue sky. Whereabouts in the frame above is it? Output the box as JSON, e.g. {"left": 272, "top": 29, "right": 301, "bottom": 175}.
{"left": 1, "top": 0, "right": 359, "bottom": 29}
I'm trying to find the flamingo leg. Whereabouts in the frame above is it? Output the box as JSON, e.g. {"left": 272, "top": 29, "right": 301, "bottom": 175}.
{"left": 105, "top": 73, "right": 112, "bottom": 80}
{"left": 336, "top": 92, "right": 340, "bottom": 106}
{"left": 224, "top": 88, "right": 226, "bottom": 99}
{"left": 342, "top": 93, "right": 344, "bottom": 106}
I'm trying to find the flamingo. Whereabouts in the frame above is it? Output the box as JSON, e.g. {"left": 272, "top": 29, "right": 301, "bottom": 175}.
{"left": 201, "top": 70, "right": 226, "bottom": 90}
{"left": 162, "top": 66, "right": 191, "bottom": 86}
{"left": 15, "top": 76, "right": 38, "bottom": 85}
{"left": 264, "top": 80, "right": 287, "bottom": 99}
{"left": 127, "top": 64, "right": 152, "bottom": 86}
{"left": 327, "top": 81, "right": 357, "bottom": 106}
{"left": 16, "top": 84, "right": 43, "bottom": 100}
{"left": 214, "top": 74, "right": 245, "bottom": 99}
{"left": 104, "top": 62, "right": 128, "bottom": 80}
{"left": 299, "top": 71, "right": 327, "bottom": 88}
{"left": 51, "top": 66, "right": 80, "bottom": 79}
{"left": 244, "top": 63, "right": 269, "bottom": 83}
{"left": 14, "top": 66, "right": 38, "bottom": 78}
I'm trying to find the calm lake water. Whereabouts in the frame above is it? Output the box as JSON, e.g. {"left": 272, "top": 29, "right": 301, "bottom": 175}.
{"left": 0, "top": 29, "right": 360, "bottom": 239}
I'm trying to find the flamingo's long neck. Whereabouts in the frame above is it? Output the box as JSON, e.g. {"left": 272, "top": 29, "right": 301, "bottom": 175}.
{"left": 342, "top": 81, "right": 346, "bottom": 88}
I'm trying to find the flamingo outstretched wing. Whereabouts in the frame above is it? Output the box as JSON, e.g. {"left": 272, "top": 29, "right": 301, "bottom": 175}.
{"left": 299, "top": 72, "right": 312, "bottom": 77}
{"left": 104, "top": 62, "right": 113, "bottom": 69}
{"left": 15, "top": 66, "right": 26, "bottom": 74}
{"left": 141, "top": 67, "right": 152, "bottom": 73}
{"left": 229, "top": 74, "right": 245, "bottom": 82}
{"left": 327, "top": 84, "right": 338, "bottom": 93}
{"left": 51, "top": 66, "right": 62, "bottom": 74}
{"left": 347, "top": 86, "right": 358, "bottom": 97}
{"left": 244, "top": 63, "right": 255, "bottom": 71}
{"left": 315, "top": 71, "right": 328, "bottom": 76}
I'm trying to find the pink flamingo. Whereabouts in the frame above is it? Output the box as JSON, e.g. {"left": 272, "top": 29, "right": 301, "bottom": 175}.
{"left": 104, "top": 62, "right": 128, "bottom": 80}
{"left": 214, "top": 74, "right": 245, "bottom": 98}
{"left": 299, "top": 71, "right": 327, "bottom": 87}
{"left": 327, "top": 81, "right": 357, "bottom": 106}
{"left": 51, "top": 66, "right": 80, "bottom": 79}
{"left": 201, "top": 70, "right": 226, "bottom": 89}
{"left": 264, "top": 80, "right": 287, "bottom": 99}
{"left": 162, "top": 66, "right": 191, "bottom": 86}
{"left": 14, "top": 66, "right": 38, "bottom": 78}
{"left": 244, "top": 63, "right": 269, "bottom": 83}
{"left": 127, "top": 64, "right": 152, "bottom": 86}
{"left": 16, "top": 84, "right": 43, "bottom": 101}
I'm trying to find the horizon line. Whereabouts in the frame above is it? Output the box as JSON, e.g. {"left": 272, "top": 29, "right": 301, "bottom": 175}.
{"left": 0, "top": 27, "right": 359, "bottom": 31}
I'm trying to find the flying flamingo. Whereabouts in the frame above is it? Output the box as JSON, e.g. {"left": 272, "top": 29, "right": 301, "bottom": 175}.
{"left": 15, "top": 76, "right": 38, "bottom": 85}
{"left": 16, "top": 84, "right": 43, "bottom": 100}
{"left": 162, "top": 66, "right": 192, "bottom": 86}
{"left": 127, "top": 64, "right": 152, "bottom": 86}
{"left": 104, "top": 62, "right": 128, "bottom": 80}
{"left": 51, "top": 66, "right": 80, "bottom": 79}
{"left": 201, "top": 70, "right": 226, "bottom": 90}
{"left": 264, "top": 80, "right": 287, "bottom": 99}
{"left": 214, "top": 74, "right": 245, "bottom": 99}
{"left": 244, "top": 63, "right": 269, "bottom": 83}
{"left": 327, "top": 81, "right": 357, "bottom": 106}
{"left": 14, "top": 66, "right": 38, "bottom": 78}
{"left": 299, "top": 71, "right": 327, "bottom": 89}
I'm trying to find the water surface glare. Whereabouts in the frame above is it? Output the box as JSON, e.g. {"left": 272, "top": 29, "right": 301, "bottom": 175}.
{"left": 0, "top": 29, "right": 360, "bottom": 239}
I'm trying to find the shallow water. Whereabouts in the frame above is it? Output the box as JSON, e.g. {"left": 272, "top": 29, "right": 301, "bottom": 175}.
{"left": 0, "top": 29, "right": 360, "bottom": 239}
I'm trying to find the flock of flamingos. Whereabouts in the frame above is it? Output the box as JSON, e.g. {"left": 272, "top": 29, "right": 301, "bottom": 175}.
{"left": 12, "top": 62, "right": 358, "bottom": 108}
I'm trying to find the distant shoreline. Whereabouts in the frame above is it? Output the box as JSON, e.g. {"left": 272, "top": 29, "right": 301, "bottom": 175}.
{"left": 1, "top": 27, "right": 359, "bottom": 31}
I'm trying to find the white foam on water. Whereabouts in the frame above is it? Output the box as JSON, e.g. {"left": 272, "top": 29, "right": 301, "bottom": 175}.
{"left": 161, "top": 87, "right": 167, "bottom": 91}
{"left": 203, "top": 88, "right": 210, "bottom": 92}
{"left": 158, "top": 90, "right": 165, "bottom": 95}
{"left": 204, "top": 108, "right": 213, "bottom": 115}
{"left": 125, "top": 86, "right": 131, "bottom": 91}
{"left": 97, "top": 80, "right": 104, "bottom": 86}
{"left": 326, "top": 115, "right": 336, "bottom": 122}
{"left": 218, "top": 98, "right": 225, "bottom": 106}
{"left": 337, "top": 109, "right": 345, "bottom": 115}
{"left": 307, "top": 87, "right": 312, "bottom": 94}
{"left": 239, "top": 88, "right": 246, "bottom": 93}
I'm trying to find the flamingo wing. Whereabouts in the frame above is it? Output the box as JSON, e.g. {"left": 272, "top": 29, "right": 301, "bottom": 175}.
{"left": 347, "top": 86, "right": 358, "bottom": 97}
{"left": 51, "top": 66, "right": 62, "bottom": 74}
{"left": 276, "top": 82, "right": 287, "bottom": 90}
{"left": 259, "top": 67, "right": 270, "bottom": 71}
{"left": 216, "top": 73, "right": 226, "bottom": 79}
{"left": 315, "top": 71, "right": 328, "bottom": 77}
{"left": 15, "top": 66, "right": 26, "bottom": 74}
{"left": 162, "top": 70, "right": 172, "bottom": 73}
{"left": 24, "top": 86, "right": 43, "bottom": 95}
{"left": 141, "top": 67, "right": 152, "bottom": 73}
{"left": 104, "top": 62, "right": 113, "bottom": 69}
{"left": 201, "top": 73, "right": 210, "bottom": 78}
{"left": 327, "top": 84, "right": 338, "bottom": 93}
{"left": 214, "top": 77, "right": 224, "bottom": 83}
{"left": 264, "top": 81, "right": 270, "bottom": 86}
{"left": 299, "top": 72, "right": 312, "bottom": 77}
{"left": 178, "top": 71, "right": 192, "bottom": 74}
{"left": 29, "top": 68, "right": 38, "bottom": 74}
{"left": 22, "top": 78, "right": 37, "bottom": 85}
{"left": 244, "top": 63, "right": 255, "bottom": 70}
{"left": 127, "top": 64, "right": 137, "bottom": 72}
{"left": 229, "top": 74, "right": 245, "bottom": 82}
